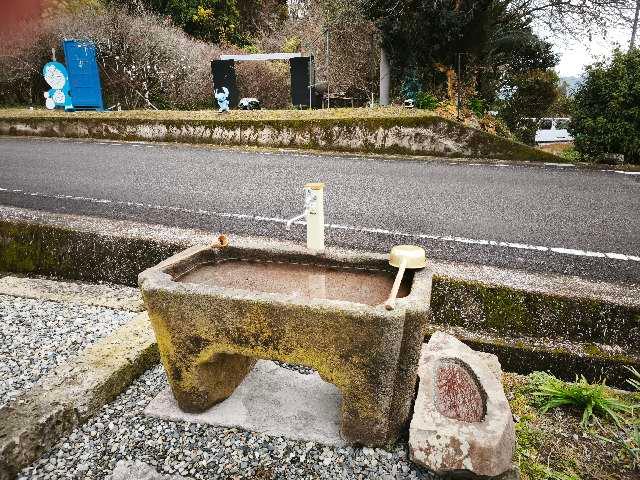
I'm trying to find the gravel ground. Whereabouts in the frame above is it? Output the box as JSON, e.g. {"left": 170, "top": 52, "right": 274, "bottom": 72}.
{"left": 18, "top": 364, "right": 437, "bottom": 480}
{"left": 0, "top": 294, "right": 136, "bottom": 407}
{"left": 273, "top": 360, "right": 315, "bottom": 375}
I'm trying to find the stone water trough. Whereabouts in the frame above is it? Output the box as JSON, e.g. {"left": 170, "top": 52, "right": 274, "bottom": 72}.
{"left": 138, "top": 241, "right": 433, "bottom": 446}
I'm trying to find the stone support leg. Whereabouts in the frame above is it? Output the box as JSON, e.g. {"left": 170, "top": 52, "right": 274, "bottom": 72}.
{"left": 340, "top": 380, "right": 393, "bottom": 446}
{"left": 165, "top": 350, "right": 256, "bottom": 413}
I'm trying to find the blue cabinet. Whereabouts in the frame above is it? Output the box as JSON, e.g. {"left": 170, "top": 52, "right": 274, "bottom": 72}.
{"left": 63, "top": 40, "right": 104, "bottom": 111}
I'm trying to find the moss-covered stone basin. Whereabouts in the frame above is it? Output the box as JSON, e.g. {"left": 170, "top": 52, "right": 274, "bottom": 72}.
{"left": 138, "top": 242, "right": 433, "bottom": 446}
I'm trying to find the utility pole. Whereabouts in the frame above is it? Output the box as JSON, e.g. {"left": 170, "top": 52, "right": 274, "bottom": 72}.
{"left": 457, "top": 53, "right": 462, "bottom": 121}
{"left": 325, "top": 29, "right": 330, "bottom": 109}
{"left": 379, "top": 48, "right": 390, "bottom": 106}
{"left": 632, "top": 0, "right": 640, "bottom": 49}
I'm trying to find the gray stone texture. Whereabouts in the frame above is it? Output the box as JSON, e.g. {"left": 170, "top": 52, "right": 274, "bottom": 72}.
{"left": 139, "top": 244, "right": 433, "bottom": 446}
{"left": 0, "top": 113, "right": 559, "bottom": 162}
{"left": 1, "top": 205, "right": 638, "bottom": 388}
{"left": 108, "top": 460, "right": 193, "bottom": 480}
{"left": 409, "top": 331, "right": 515, "bottom": 477}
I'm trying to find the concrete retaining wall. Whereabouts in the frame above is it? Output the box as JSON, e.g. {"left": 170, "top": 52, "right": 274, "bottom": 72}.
{"left": 0, "top": 114, "right": 559, "bottom": 162}
{"left": 0, "top": 206, "right": 638, "bottom": 386}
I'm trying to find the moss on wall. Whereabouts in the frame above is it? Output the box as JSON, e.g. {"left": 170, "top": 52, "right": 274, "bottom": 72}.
{"left": 0, "top": 113, "right": 560, "bottom": 163}
{"left": 430, "top": 276, "right": 640, "bottom": 349}
{"left": 440, "top": 330, "right": 640, "bottom": 388}
{"left": 0, "top": 221, "right": 182, "bottom": 285}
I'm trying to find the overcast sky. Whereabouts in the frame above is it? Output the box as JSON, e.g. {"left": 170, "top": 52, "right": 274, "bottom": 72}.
{"left": 542, "top": 25, "right": 633, "bottom": 77}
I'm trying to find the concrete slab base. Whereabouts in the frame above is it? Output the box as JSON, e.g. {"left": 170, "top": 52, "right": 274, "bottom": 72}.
{"left": 144, "top": 360, "right": 346, "bottom": 447}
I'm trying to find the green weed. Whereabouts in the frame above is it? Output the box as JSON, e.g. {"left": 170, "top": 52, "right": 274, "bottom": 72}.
{"left": 533, "top": 374, "right": 632, "bottom": 428}
{"left": 626, "top": 366, "right": 640, "bottom": 392}
{"left": 415, "top": 92, "right": 439, "bottom": 110}
{"left": 622, "top": 428, "right": 639, "bottom": 469}
{"left": 542, "top": 468, "right": 581, "bottom": 480}
{"left": 468, "top": 97, "right": 486, "bottom": 117}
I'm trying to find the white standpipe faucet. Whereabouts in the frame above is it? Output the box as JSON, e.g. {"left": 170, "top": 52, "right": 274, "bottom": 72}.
{"left": 285, "top": 182, "right": 325, "bottom": 253}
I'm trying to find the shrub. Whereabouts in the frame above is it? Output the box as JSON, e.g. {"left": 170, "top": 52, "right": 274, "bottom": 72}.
{"left": 400, "top": 71, "right": 422, "bottom": 102}
{"left": 0, "top": 6, "right": 221, "bottom": 109}
{"left": 414, "top": 91, "right": 438, "bottom": 110}
{"left": 498, "top": 69, "right": 560, "bottom": 145}
{"left": 570, "top": 48, "right": 640, "bottom": 164}
{"left": 533, "top": 373, "right": 631, "bottom": 428}
{"left": 559, "top": 147, "right": 580, "bottom": 162}
{"left": 0, "top": 21, "right": 46, "bottom": 106}
{"left": 468, "top": 97, "right": 486, "bottom": 117}
{"left": 256, "top": 0, "right": 379, "bottom": 102}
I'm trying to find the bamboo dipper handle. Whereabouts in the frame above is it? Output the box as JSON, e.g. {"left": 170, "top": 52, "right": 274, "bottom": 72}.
{"left": 384, "top": 258, "right": 407, "bottom": 311}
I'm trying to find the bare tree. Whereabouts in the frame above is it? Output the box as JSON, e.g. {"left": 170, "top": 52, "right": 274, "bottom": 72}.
{"left": 257, "top": 0, "right": 379, "bottom": 100}
{"left": 508, "top": 0, "right": 636, "bottom": 39}
{"left": 361, "top": 0, "right": 637, "bottom": 41}
{"left": 631, "top": 0, "right": 640, "bottom": 47}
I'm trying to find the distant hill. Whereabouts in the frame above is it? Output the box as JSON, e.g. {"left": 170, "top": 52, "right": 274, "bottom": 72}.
{"left": 560, "top": 76, "right": 583, "bottom": 93}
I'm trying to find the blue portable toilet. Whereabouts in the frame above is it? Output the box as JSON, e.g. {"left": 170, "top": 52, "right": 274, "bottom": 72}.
{"left": 63, "top": 39, "right": 104, "bottom": 111}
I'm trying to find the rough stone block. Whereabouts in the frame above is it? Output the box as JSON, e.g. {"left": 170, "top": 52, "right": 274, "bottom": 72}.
{"left": 409, "top": 331, "right": 515, "bottom": 477}
{"left": 139, "top": 243, "right": 433, "bottom": 447}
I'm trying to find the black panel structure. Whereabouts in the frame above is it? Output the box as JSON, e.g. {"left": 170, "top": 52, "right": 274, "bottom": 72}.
{"left": 289, "top": 56, "right": 320, "bottom": 108}
{"left": 211, "top": 59, "right": 239, "bottom": 108}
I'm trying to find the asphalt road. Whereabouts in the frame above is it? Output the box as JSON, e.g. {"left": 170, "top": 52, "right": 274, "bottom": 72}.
{"left": 0, "top": 137, "right": 638, "bottom": 284}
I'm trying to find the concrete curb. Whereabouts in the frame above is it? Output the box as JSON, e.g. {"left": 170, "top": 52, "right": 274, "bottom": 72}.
{"left": 0, "top": 114, "right": 558, "bottom": 163}
{"left": 0, "top": 275, "right": 143, "bottom": 311}
{"left": 0, "top": 313, "right": 158, "bottom": 480}
{"left": 0, "top": 206, "right": 638, "bottom": 386}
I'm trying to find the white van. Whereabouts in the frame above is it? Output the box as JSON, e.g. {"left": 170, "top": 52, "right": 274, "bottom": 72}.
{"left": 535, "top": 117, "right": 573, "bottom": 144}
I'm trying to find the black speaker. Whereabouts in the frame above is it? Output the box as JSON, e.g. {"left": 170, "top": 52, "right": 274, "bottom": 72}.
{"left": 211, "top": 59, "right": 239, "bottom": 108}
{"left": 290, "top": 57, "right": 313, "bottom": 108}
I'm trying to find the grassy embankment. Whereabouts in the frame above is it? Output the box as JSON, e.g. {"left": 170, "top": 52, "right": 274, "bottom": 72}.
{"left": 0, "top": 106, "right": 436, "bottom": 122}
{"left": 506, "top": 370, "right": 639, "bottom": 480}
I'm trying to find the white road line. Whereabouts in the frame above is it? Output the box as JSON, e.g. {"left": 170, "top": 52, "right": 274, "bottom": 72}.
{"left": 0, "top": 186, "right": 638, "bottom": 262}
{"left": 544, "top": 162, "right": 575, "bottom": 167}
{"left": 615, "top": 170, "right": 640, "bottom": 176}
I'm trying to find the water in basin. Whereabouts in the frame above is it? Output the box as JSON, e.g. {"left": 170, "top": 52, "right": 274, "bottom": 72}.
{"left": 177, "top": 259, "right": 410, "bottom": 306}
